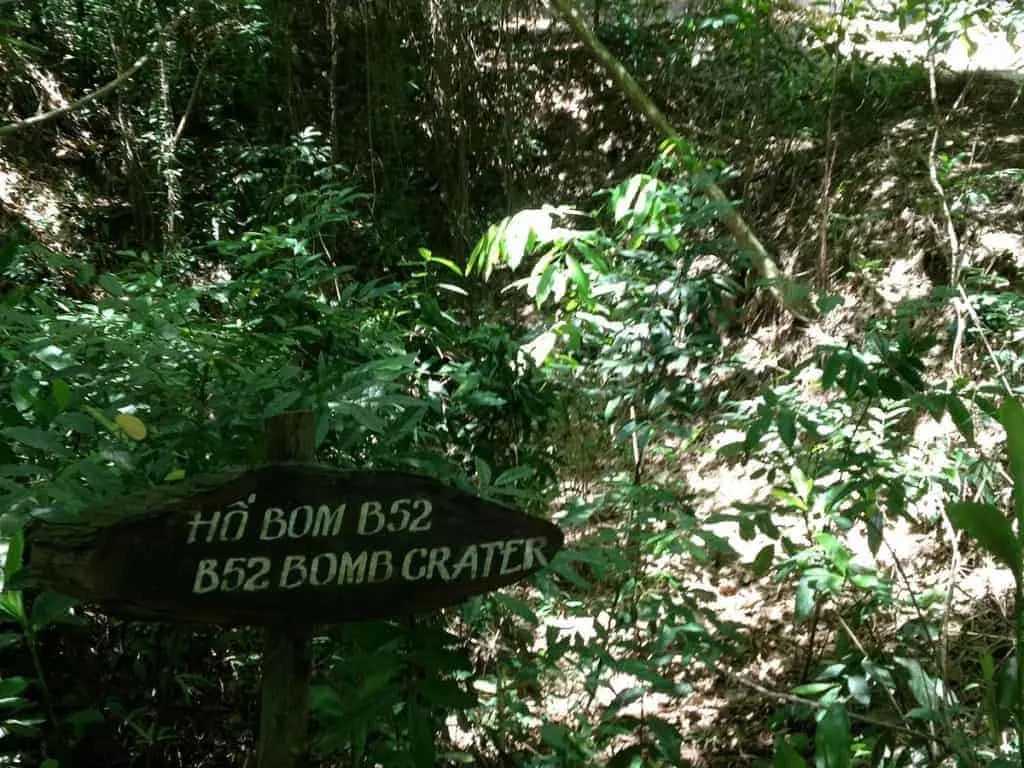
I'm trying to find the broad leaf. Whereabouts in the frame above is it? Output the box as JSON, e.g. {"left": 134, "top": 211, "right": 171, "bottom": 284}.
{"left": 999, "top": 398, "right": 1024, "bottom": 521}
{"left": 947, "top": 502, "right": 1020, "bottom": 582}
{"left": 815, "top": 704, "right": 851, "bottom": 768}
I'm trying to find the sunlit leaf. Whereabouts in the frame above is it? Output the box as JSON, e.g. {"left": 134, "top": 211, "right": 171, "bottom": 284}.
{"left": 564, "top": 253, "right": 589, "bottom": 300}
{"left": 115, "top": 413, "right": 147, "bottom": 441}
{"left": 523, "top": 331, "right": 558, "bottom": 367}
{"left": 795, "top": 578, "right": 816, "bottom": 622}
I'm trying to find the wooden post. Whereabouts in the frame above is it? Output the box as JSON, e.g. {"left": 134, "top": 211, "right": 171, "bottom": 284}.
{"left": 258, "top": 411, "right": 316, "bottom": 768}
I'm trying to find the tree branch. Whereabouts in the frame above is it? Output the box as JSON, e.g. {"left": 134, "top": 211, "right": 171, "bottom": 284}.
{"left": 171, "top": 67, "right": 203, "bottom": 147}
{"left": 0, "top": 13, "right": 188, "bottom": 139}
{"left": 546, "top": 0, "right": 817, "bottom": 322}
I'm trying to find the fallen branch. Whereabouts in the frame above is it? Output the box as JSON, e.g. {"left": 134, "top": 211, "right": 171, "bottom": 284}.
{"left": 546, "top": 0, "right": 816, "bottom": 322}
{"left": 0, "top": 13, "right": 188, "bottom": 139}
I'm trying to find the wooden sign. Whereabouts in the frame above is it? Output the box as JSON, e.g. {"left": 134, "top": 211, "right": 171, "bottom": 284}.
{"left": 22, "top": 464, "right": 564, "bottom": 625}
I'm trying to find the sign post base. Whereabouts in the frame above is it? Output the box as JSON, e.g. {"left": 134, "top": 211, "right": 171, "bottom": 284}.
{"left": 257, "top": 411, "right": 316, "bottom": 768}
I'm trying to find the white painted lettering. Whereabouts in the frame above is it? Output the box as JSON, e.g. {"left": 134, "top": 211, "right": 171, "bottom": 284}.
{"left": 500, "top": 538, "right": 523, "bottom": 575}
{"left": 288, "top": 505, "right": 314, "bottom": 538}
{"left": 387, "top": 498, "right": 411, "bottom": 532}
{"left": 221, "top": 557, "right": 247, "bottom": 590}
{"left": 260, "top": 507, "right": 287, "bottom": 540}
{"left": 186, "top": 510, "right": 220, "bottom": 544}
{"left": 523, "top": 537, "right": 548, "bottom": 569}
{"left": 192, "top": 558, "right": 220, "bottom": 593}
{"left": 357, "top": 501, "right": 385, "bottom": 535}
{"left": 279, "top": 555, "right": 308, "bottom": 588}
{"left": 337, "top": 551, "right": 367, "bottom": 584}
{"left": 368, "top": 550, "right": 393, "bottom": 583}
{"left": 313, "top": 504, "right": 345, "bottom": 537}
{"left": 409, "top": 499, "right": 432, "bottom": 532}
{"left": 309, "top": 553, "right": 337, "bottom": 586}
{"left": 401, "top": 548, "right": 428, "bottom": 580}
{"left": 220, "top": 501, "right": 249, "bottom": 541}
{"left": 427, "top": 547, "right": 452, "bottom": 581}
{"left": 244, "top": 557, "right": 272, "bottom": 591}
{"left": 450, "top": 545, "right": 479, "bottom": 580}
{"left": 478, "top": 541, "right": 503, "bottom": 577}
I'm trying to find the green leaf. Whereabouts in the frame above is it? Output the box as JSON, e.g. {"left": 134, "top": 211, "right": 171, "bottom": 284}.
{"left": 3, "top": 528, "right": 24, "bottom": 591}
{"left": 795, "top": 578, "right": 816, "bottom": 622}
{"left": 999, "top": 398, "right": 1024, "bottom": 521}
{"left": 491, "top": 593, "right": 537, "bottom": 625}
{"left": 947, "top": 502, "right": 1020, "bottom": 582}
{"left": 645, "top": 716, "right": 682, "bottom": 763}
{"left": 0, "top": 676, "right": 29, "bottom": 702}
{"left": 777, "top": 409, "right": 797, "bottom": 449}
{"left": 494, "top": 466, "right": 535, "bottom": 486}
{"left": 821, "top": 353, "right": 843, "bottom": 391}
{"left": 419, "top": 248, "right": 463, "bottom": 276}
{"left": 1, "top": 427, "right": 70, "bottom": 456}
{"left": 0, "top": 591, "right": 25, "bottom": 625}
{"left": 51, "top": 379, "right": 71, "bottom": 411}
{"left": 564, "top": 253, "right": 589, "bottom": 300}
{"left": 790, "top": 466, "right": 812, "bottom": 500}
{"left": 30, "top": 591, "right": 81, "bottom": 631}
{"left": 816, "top": 294, "right": 844, "bottom": 317}
{"left": 750, "top": 544, "right": 775, "bottom": 577}
{"left": 263, "top": 389, "right": 303, "bottom": 418}
{"left": 534, "top": 260, "right": 557, "bottom": 308}
{"left": 774, "top": 738, "right": 809, "bottom": 767}
{"left": 540, "top": 723, "right": 570, "bottom": 751}
{"left": 437, "top": 282, "right": 468, "bottom": 296}
{"left": 945, "top": 394, "right": 974, "bottom": 445}
{"left": 337, "top": 403, "right": 385, "bottom": 433}
{"left": 894, "top": 656, "right": 937, "bottom": 710}
{"left": 573, "top": 237, "right": 610, "bottom": 273}
{"left": 97, "top": 272, "right": 124, "bottom": 297}
{"left": 771, "top": 489, "right": 806, "bottom": 511}
{"left": 815, "top": 704, "right": 851, "bottom": 768}
{"left": 792, "top": 682, "right": 838, "bottom": 696}
{"left": 996, "top": 653, "right": 1018, "bottom": 729}
{"left": 846, "top": 675, "right": 871, "bottom": 707}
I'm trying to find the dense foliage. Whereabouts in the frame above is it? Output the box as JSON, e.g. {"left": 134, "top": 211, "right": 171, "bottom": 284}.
{"left": 1, "top": 0, "right": 1023, "bottom": 766}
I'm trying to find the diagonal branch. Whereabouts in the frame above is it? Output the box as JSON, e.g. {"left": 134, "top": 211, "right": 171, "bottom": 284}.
{"left": 0, "top": 12, "right": 188, "bottom": 139}
{"left": 546, "top": 0, "right": 816, "bottom": 322}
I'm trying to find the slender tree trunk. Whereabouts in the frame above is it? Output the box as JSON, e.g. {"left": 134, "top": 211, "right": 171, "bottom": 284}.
{"left": 157, "top": 54, "right": 180, "bottom": 252}
{"left": 329, "top": 0, "right": 341, "bottom": 168}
